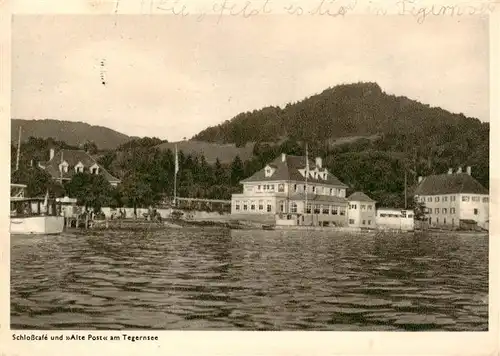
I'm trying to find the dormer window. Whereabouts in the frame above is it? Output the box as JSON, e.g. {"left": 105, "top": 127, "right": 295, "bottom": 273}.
{"left": 75, "top": 161, "right": 85, "bottom": 173}
{"left": 59, "top": 161, "right": 69, "bottom": 173}
{"left": 90, "top": 163, "right": 100, "bottom": 175}
{"left": 264, "top": 165, "right": 275, "bottom": 178}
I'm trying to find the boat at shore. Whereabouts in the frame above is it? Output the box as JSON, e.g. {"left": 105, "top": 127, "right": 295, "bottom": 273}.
{"left": 10, "top": 184, "right": 65, "bottom": 235}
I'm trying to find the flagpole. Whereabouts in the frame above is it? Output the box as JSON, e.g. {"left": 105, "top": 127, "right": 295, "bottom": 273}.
{"left": 15, "top": 126, "right": 22, "bottom": 171}
{"left": 305, "top": 143, "right": 309, "bottom": 225}
{"left": 174, "top": 144, "right": 178, "bottom": 207}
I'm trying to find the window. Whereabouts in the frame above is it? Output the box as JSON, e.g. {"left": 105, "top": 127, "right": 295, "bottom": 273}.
{"left": 349, "top": 219, "right": 355, "bottom": 224}
{"left": 444, "top": 218, "right": 447, "bottom": 224}
{"left": 314, "top": 205, "right": 321, "bottom": 214}
{"left": 258, "top": 200, "right": 263, "bottom": 210}
{"left": 420, "top": 197, "right": 425, "bottom": 203}
{"left": 331, "top": 206, "right": 338, "bottom": 215}
{"left": 279, "top": 201, "right": 285, "bottom": 212}
{"left": 368, "top": 205, "right": 372, "bottom": 210}
{"left": 472, "top": 196, "right": 480, "bottom": 202}
{"left": 235, "top": 201, "right": 240, "bottom": 211}
{"left": 312, "top": 186, "right": 316, "bottom": 193}
{"left": 267, "top": 203, "right": 272, "bottom": 212}
{"left": 362, "top": 220, "right": 366, "bottom": 225}
{"left": 278, "top": 184, "right": 285, "bottom": 192}
{"left": 451, "top": 208, "right": 456, "bottom": 214}
{"left": 251, "top": 202, "right": 256, "bottom": 211}
{"left": 291, "top": 202, "right": 297, "bottom": 213}
{"left": 435, "top": 208, "right": 439, "bottom": 214}
{"left": 462, "top": 196, "right": 470, "bottom": 202}
{"left": 91, "top": 167, "right": 98, "bottom": 174}
{"left": 258, "top": 185, "right": 261, "bottom": 191}
{"left": 293, "top": 184, "right": 297, "bottom": 192}
{"left": 435, "top": 197, "right": 440, "bottom": 202}
{"left": 474, "top": 208, "right": 478, "bottom": 215}
{"left": 339, "top": 207, "right": 346, "bottom": 216}
{"left": 350, "top": 204, "right": 357, "bottom": 210}
{"left": 368, "top": 220, "right": 371, "bottom": 225}
{"left": 361, "top": 205, "right": 366, "bottom": 210}
{"left": 408, "top": 214, "right": 413, "bottom": 218}
{"left": 330, "top": 188, "right": 333, "bottom": 195}
{"left": 443, "top": 208, "right": 447, "bottom": 214}
{"left": 322, "top": 205, "right": 329, "bottom": 214}
{"left": 436, "top": 217, "right": 439, "bottom": 224}
{"left": 483, "top": 197, "right": 489, "bottom": 203}
{"left": 443, "top": 196, "right": 448, "bottom": 202}
{"left": 243, "top": 202, "right": 248, "bottom": 211}
{"left": 306, "top": 204, "right": 312, "bottom": 214}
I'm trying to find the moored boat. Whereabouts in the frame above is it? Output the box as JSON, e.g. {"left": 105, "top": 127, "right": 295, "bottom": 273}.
{"left": 10, "top": 184, "right": 65, "bottom": 235}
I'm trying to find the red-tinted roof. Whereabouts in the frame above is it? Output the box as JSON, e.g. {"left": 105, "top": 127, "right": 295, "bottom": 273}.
{"left": 241, "top": 154, "right": 348, "bottom": 187}
{"left": 414, "top": 173, "right": 488, "bottom": 195}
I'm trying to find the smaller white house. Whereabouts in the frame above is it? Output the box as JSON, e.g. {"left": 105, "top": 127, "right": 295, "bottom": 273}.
{"left": 347, "top": 192, "right": 376, "bottom": 229}
{"left": 376, "top": 208, "right": 414, "bottom": 231}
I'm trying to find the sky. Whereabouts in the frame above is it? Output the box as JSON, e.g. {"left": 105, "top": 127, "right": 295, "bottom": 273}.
{"left": 11, "top": 15, "right": 489, "bottom": 141}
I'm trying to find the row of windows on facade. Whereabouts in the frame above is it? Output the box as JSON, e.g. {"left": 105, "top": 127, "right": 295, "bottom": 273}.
{"left": 59, "top": 163, "right": 100, "bottom": 174}
{"left": 252, "top": 184, "right": 345, "bottom": 197}
{"left": 378, "top": 213, "right": 414, "bottom": 218}
{"left": 430, "top": 217, "right": 457, "bottom": 225}
{"left": 348, "top": 204, "right": 374, "bottom": 210}
{"left": 428, "top": 207, "right": 480, "bottom": 215}
{"left": 349, "top": 219, "right": 372, "bottom": 226}
{"left": 234, "top": 201, "right": 347, "bottom": 215}
{"left": 420, "top": 195, "right": 488, "bottom": 203}
{"left": 265, "top": 167, "right": 329, "bottom": 180}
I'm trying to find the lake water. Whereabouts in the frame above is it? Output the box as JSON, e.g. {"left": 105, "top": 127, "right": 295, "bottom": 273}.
{"left": 10, "top": 228, "right": 488, "bottom": 331}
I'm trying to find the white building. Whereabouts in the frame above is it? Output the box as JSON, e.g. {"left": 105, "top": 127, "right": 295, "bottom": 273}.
{"left": 231, "top": 153, "right": 350, "bottom": 226}
{"left": 347, "top": 192, "right": 376, "bottom": 229}
{"left": 376, "top": 208, "right": 415, "bottom": 231}
{"left": 414, "top": 166, "right": 489, "bottom": 230}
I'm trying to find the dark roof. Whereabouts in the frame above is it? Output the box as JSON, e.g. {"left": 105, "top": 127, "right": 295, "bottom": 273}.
{"left": 348, "top": 191, "right": 375, "bottom": 202}
{"left": 414, "top": 173, "right": 488, "bottom": 195}
{"left": 241, "top": 154, "right": 348, "bottom": 187}
{"left": 41, "top": 149, "right": 120, "bottom": 183}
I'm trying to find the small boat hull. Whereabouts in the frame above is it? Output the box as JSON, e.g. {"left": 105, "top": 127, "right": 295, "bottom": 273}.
{"left": 10, "top": 216, "right": 65, "bottom": 235}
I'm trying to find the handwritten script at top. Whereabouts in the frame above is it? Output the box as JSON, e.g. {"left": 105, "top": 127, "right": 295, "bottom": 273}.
{"left": 146, "top": 0, "right": 497, "bottom": 23}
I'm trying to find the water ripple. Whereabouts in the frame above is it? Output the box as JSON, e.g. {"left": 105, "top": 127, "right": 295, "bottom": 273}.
{"left": 10, "top": 229, "right": 488, "bottom": 330}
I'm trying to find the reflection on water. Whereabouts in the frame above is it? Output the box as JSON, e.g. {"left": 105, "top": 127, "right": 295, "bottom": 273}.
{"left": 11, "top": 228, "right": 488, "bottom": 330}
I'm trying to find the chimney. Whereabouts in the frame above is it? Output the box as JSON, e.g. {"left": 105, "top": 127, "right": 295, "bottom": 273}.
{"left": 281, "top": 153, "right": 286, "bottom": 162}
{"left": 466, "top": 166, "right": 471, "bottom": 175}
{"left": 448, "top": 168, "right": 453, "bottom": 174}
{"left": 457, "top": 167, "right": 462, "bottom": 174}
{"left": 418, "top": 176, "right": 423, "bottom": 183}
{"left": 49, "top": 148, "right": 55, "bottom": 160}
{"left": 315, "top": 157, "right": 322, "bottom": 168}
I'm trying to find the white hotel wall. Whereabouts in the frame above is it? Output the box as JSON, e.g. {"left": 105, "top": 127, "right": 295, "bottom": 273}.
{"left": 375, "top": 209, "right": 414, "bottom": 231}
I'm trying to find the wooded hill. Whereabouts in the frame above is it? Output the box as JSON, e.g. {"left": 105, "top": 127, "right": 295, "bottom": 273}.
{"left": 11, "top": 82, "right": 489, "bottom": 210}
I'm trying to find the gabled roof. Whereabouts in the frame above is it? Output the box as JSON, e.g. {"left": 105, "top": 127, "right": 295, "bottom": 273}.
{"left": 41, "top": 149, "right": 120, "bottom": 183}
{"left": 348, "top": 191, "right": 375, "bottom": 202}
{"left": 414, "top": 173, "right": 488, "bottom": 196}
{"left": 241, "top": 154, "right": 348, "bottom": 187}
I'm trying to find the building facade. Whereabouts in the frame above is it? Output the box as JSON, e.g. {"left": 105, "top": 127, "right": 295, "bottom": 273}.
{"left": 347, "top": 192, "right": 376, "bottom": 229}
{"left": 38, "top": 148, "right": 121, "bottom": 187}
{"left": 414, "top": 167, "right": 489, "bottom": 230}
{"left": 375, "top": 208, "right": 415, "bottom": 231}
{"left": 231, "top": 153, "right": 350, "bottom": 226}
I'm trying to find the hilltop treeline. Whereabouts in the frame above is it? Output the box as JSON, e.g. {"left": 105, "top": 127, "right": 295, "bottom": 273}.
{"left": 10, "top": 82, "right": 489, "bottom": 211}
